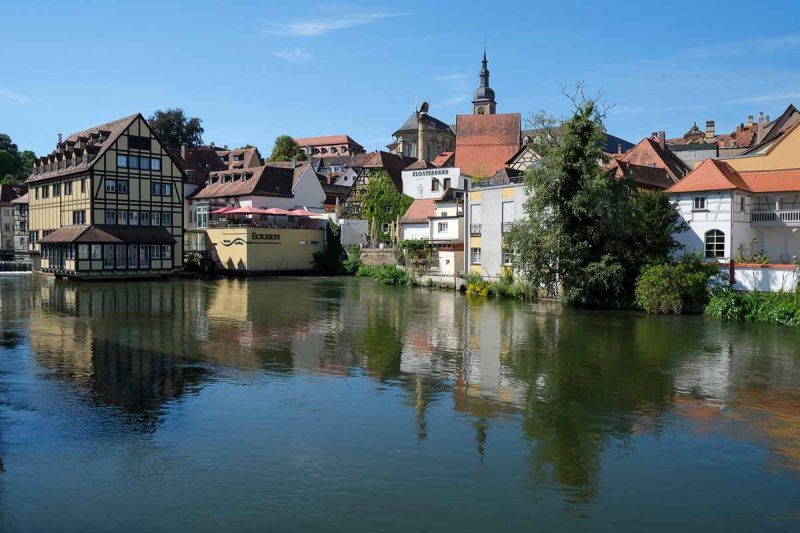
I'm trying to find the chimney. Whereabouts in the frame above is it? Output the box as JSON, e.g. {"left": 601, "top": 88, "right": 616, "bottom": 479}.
{"left": 658, "top": 131, "right": 666, "bottom": 149}
{"left": 57, "top": 132, "right": 62, "bottom": 144}
{"left": 757, "top": 112, "right": 765, "bottom": 143}
{"left": 617, "top": 143, "right": 622, "bottom": 155}
{"left": 705, "top": 120, "right": 715, "bottom": 141}
{"left": 291, "top": 156, "right": 297, "bottom": 169}
{"left": 180, "top": 144, "right": 188, "bottom": 161}
{"left": 417, "top": 107, "right": 428, "bottom": 162}
{"left": 747, "top": 115, "right": 754, "bottom": 127}
{"left": 766, "top": 115, "right": 770, "bottom": 124}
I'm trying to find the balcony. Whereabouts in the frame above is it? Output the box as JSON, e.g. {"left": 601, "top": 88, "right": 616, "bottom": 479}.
{"left": 750, "top": 210, "right": 800, "bottom": 225}
{"left": 502, "top": 222, "right": 513, "bottom": 233}
{"left": 470, "top": 224, "right": 482, "bottom": 235}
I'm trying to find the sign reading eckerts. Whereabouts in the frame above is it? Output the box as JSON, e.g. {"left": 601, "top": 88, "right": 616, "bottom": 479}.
{"left": 401, "top": 167, "right": 464, "bottom": 199}
{"left": 251, "top": 231, "right": 280, "bottom": 242}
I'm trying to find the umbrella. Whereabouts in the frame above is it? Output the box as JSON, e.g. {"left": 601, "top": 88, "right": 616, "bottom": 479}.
{"left": 210, "top": 206, "right": 235, "bottom": 214}
{"left": 288, "top": 209, "right": 320, "bottom": 217}
{"left": 227, "top": 206, "right": 271, "bottom": 215}
{"left": 264, "top": 207, "right": 292, "bottom": 215}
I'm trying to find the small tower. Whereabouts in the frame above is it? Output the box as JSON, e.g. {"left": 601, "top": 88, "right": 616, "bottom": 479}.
{"left": 472, "top": 47, "right": 496, "bottom": 115}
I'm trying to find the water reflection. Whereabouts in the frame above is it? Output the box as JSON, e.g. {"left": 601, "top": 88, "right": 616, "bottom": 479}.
{"left": 10, "top": 274, "right": 800, "bottom": 508}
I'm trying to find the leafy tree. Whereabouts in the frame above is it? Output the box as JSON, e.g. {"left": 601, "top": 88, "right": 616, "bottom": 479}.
{"left": 505, "top": 87, "right": 682, "bottom": 307}
{"left": 0, "top": 133, "right": 37, "bottom": 182}
{"left": 360, "top": 170, "right": 413, "bottom": 243}
{"left": 267, "top": 135, "right": 307, "bottom": 162}
{"left": 148, "top": 108, "right": 204, "bottom": 151}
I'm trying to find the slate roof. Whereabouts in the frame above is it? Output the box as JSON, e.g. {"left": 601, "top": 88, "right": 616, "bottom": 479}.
{"left": 26, "top": 114, "right": 140, "bottom": 184}
{"left": 394, "top": 110, "right": 455, "bottom": 136}
{"left": 179, "top": 146, "right": 228, "bottom": 185}
{"left": 455, "top": 113, "right": 521, "bottom": 177}
{"left": 215, "top": 147, "right": 262, "bottom": 170}
{"left": 192, "top": 164, "right": 298, "bottom": 200}
{"left": 39, "top": 224, "right": 175, "bottom": 244}
{"left": 0, "top": 183, "right": 26, "bottom": 204}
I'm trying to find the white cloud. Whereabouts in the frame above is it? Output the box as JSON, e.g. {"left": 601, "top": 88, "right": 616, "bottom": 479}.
{"left": 272, "top": 48, "right": 312, "bottom": 63}
{"left": 721, "top": 92, "right": 800, "bottom": 105}
{"left": 440, "top": 94, "right": 469, "bottom": 107}
{"left": 267, "top": 13, "right": 399, "bottom": 37}
{"left": 686, "top": 33, "right": 800, "bottom": 59}
{"left": 0, "top": 87, "right": 28, "bottom": 103}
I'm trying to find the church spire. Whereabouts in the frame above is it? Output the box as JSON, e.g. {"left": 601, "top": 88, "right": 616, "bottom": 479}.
{"left": 472, "top": 45, "right": 496, "bottom": 115}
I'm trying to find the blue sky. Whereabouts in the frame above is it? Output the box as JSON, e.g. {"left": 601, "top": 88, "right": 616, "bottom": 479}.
{"left": 2, "top": 0, "right": 800, "bottom": 157}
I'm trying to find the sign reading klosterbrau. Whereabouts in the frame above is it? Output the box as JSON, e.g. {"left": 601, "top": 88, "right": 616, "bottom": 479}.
{"left": 401, "top": 167, "right": 463, "bottom": 199}
{"left": 251, "top": 232, "right": 280, "bottom": 242}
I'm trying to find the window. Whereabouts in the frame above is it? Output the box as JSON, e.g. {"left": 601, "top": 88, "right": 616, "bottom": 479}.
{"left": 128, "top": 135, "right": 150, "bottom": 151}
{"left": 381, "top": 223, "right": 390, "bottom": 233}
{"left": 151, "top": 158, "right": 161, "bottom": 171}
{"left": 91, "top": 244, "right": 102, "bottom": 260}
{"left": 118, "top": 211, "right": 128, "bottom": 225}
{"left": 64, "top": 181, "right": 72, "bottom": 195}
{"left": 78, "top": 244, "right": 89, "bottom": 259}
{"left": 502, "top": 201, "right": 514, "bottom": 233}
{"left": 740, "top": 196, "right": 746, "bottom": 212}
{"left": 117, "top": 154, "right": 128, "bottom": 168}
{"left": 471, "top": 247, "right": 482, "bottom": 264}
{"left": 383, "top": 205, "right": 392, "bottom": 213}
{"left": 503, "top": 249, "right": 512, "bottom": 266}
{"left": 162, "top": 245, "right": 172, "bottom": 259}
{"left": 35, "top": 187, "right": 40, "bottom": 199}
{"left": 53, "top": 183, "right": 61, "bottom": 197}
{"left": 438, "top": 222, "right": 448, "bottom": 232}
{"left": 140, "top": 157, "right": 151, "bottom": 170}
{"left": 72, "top": 210, "right": 86, "bottom": 225}
{"left": 704, "top": 230, "right": 725, "bottom": 258}
{"left": 115, "top": 244, "right": 126, "bottom": 268}
{"left": 128, "top": 155, "right": 140, "bottom": 169}
{"left": 152, "top": 212, "right": 161, "bottom": 226}
{"left": 139, "top": 245, "right": 149, "bottom": 268}
{"left": 140, "top": 211, "right": 150, "bottom": 226}
{"left": 42, "top": 186, "right": 49, "bottom": 199}
{"left": 431, "top": 179, "right": 440, "bottom": 192}
{"left": 130, "top": 211, "right": 139, "bottom": 225}
{"left": 162, "top": 183, "right": 172, "bottom": 197}
{"left": 103, "top": 244, "right": 114, "bottom": 269}
{"left": 127, "top": 245, "right": 138, "bottom": 268}
{"left": 693, "top": 196, "right": 707, "bottom": 211}
{"left": 116, "top": 181, "right": 129, "bottom": 194}
{"left": 106, "top": 180, "right": 116, "bottom": 193}
{"left": 162, "top": 212, "right": 172, "bottom": 226}
{"left": 151, "top": 244, "right": 161, "bottom": 259}
{"left": 444, "top": 178, "right": 451, "bottom": 190}
{"left": 151, "top": 182, "right": 162, "bottom": 196}
{"left": 105, "top": 210, "right": 116, "bottom": 224}
{"left": 80, "top": 178, "right": 86, "bottom": 193}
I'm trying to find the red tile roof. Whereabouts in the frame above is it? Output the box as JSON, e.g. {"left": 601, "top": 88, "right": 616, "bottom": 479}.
{"left": 432, "top": 151, "right": 454, "bottom": 167}
{"left": 404, "top": 160, "right": 435, "bottom": 171}
{"left": 400, "top": 198, "right": 436, "bottom": 224}
{"left": 455, "top": 113, "right": 521, "bottom": 177}
{"left": 619, "top": 137, "right": 690, "bottom": 182}
{"left": 39, "top": 225, "right": 175, "bottom": 244}
{"left": 664, "top": 159, "right": 800, "bottom": 194}
{"left": 295, "top": 135, "right": 363, "bottom": 149}
{"left": 608, "top": 159, "right": 674, "bottom": 190}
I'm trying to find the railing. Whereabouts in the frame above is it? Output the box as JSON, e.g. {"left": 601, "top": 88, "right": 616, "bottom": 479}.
{"left": 0, "top": 261, "right": 32, "bottom": 272}
{"left": 471, "top": 175, "right": 524, "bottom": 189}
{"left": 470, "top": 224, "right": 482, "bottom": 235}
{"left": 751, "top": 209, "right": 800, "bottom": 223}
{"left": 502, "top": 222, "right": 513, "bottom": 233}
{"left": 207, "top": 220, "right": 319, "bottom": 230}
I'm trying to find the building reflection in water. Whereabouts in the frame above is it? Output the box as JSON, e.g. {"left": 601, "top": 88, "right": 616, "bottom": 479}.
{"left": 21, "top": 274, "right": 800, "bottom": 500}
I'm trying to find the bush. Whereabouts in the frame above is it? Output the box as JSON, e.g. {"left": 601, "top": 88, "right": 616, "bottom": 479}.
{"left": 356, "top": 264, "right": 414, "bottom": 286}
{"left": 705, "top": 289, "right": 800, "bottom": 326}
{"left": 634, "top": 256, "right": 715, "bottom": 314}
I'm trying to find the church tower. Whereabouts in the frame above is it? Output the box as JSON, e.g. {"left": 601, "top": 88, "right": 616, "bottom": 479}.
{"left": 472, "top": 48, "right": 496, "bottom": 115}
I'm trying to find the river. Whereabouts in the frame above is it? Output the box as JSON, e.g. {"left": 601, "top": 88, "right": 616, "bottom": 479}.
{"left": 1, "top": 274, "right": 800, "bottom": 531}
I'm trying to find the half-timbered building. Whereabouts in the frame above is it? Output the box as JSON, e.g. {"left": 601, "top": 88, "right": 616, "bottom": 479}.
{"left": 26, "top": 113, "right": 185, "bottom": 279}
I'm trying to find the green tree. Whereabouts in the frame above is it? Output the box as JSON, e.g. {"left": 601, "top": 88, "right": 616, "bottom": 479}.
{"left": 0, "top": 134, "right": 37, "bottom": 182}
{"left": 267, "top": 135, "right": 307, "bottom": 162}
{"left": 506, "top": 87, "right": 685, "bottom": 307}
{"left": 360, "top": 170, "right": 413, "bottom": 243}
{"left": 148, "top": 108, "right": 204, "bottom": 151}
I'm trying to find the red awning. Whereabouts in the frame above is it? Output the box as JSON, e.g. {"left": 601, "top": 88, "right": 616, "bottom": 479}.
{"left": 263, "top": 207, "right": 292, "bottom": 215}
{"left": 288, "top": 209, "right": 321, "bottom": 217}
{"left": 210, "top": 206, "right": 235, "bottom": 214}
{"left": 227, "top": 206, "right": 271, "bottom": 215}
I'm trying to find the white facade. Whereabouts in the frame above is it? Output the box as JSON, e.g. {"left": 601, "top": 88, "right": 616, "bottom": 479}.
{"left": 402, "top": 223, "right": 429, "bottom": 240}
{"left": 0, "top": 205, "right": 14, "bottom": 256}
{"left": 402, "top": 167, "right": 466, "bottom": 199}
{"left": 671, "top": 189, "right": 800, "bottom": 264}
{"left": 333, "top": 168, "right": 358, "bottom": 187}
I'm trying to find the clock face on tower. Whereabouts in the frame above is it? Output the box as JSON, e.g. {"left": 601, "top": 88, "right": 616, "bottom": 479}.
{"left": 477, "top": 106, "right": 485, "bottom": 114}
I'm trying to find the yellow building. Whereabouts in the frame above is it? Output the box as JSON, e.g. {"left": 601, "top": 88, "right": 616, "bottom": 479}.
{"left": 26, "top": 114, "right": 184, "bottom": 279}
{"left": 722, "top": 104, "right": 800, "bottom": 172}
{"left": 206, "top": 226, "right": 324, "bottom": 273}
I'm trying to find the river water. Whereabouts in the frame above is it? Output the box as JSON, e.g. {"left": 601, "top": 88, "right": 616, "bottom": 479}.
{"left": 1, "top": 274, "right": 800, "bottom": 531}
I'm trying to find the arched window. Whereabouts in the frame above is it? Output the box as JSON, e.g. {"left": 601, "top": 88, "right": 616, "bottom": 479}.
{"left": 705, "top": 229, "right": 725, "bottom": 258}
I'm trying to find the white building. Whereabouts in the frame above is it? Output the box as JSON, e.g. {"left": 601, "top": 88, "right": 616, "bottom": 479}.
{"left": 668, "top": 158, "right": 800, "bottom": 265}
{"left": 401, "top": 166, "right": 466, "bottom": 199}
{"left": 399, "top": 188, "right": 465, "bottom": 277}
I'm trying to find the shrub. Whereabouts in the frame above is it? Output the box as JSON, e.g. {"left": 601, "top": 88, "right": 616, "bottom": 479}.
{"left": 634, "top": 256, "right": 715, "bottom": 314}
{"left": 356, "top": 264, "right": 414, "bottom": 286}
{"left": 705, "top": 289, "right": 800, "bottom": 327}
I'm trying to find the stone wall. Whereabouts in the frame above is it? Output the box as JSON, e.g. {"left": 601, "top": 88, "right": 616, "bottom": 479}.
{"left": 360, "top": 249, "right": 398, "bottom": 266}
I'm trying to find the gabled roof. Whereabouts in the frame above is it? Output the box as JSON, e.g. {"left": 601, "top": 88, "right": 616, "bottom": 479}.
{"left": 608, "top": 159, "right": 674, "bottom": 190}
{"left": 667, "top": 159, "right": 752, "bottom": 193}
{"left": 432, "top": 151, "right": 455, "bottom": 167}
{"left": 192, "top": 164, "right": 299, "bottom": 199}
{"left": 0, "top": 183, "right": 26, "bottom": 204}
{"left": 179, "top": 146, "right": 228, "bottom": 185}
{"left": 619, "top": 137, "right": 690, "bottom": 182}
{"left": 38, "top": 224, "right": 175, "bottom": 244}
{"left": 404, "top": 160, "right": 435, "bottom": 171}
{"left": 26, "top": 114, "right": 139, "bottom": 184}
{"left": 455, "top": 113, "right": 521, "bottom": 177}
{"left": 351, "top": 151, "right": 415, "bottom": 191}
{"left": 400, "top": 198, "right": 436, "bottom": 224}
{"left": 11, "top": 192, "right": 28, "bottom": 204}
{"left": 295, "top": 135, "right": 363, "bottom": 149}
{"left": 738, "top": 104, "right": 800, "bottom": 156}
{"left": 215, "top": 147, "right": 262, "bottom": 170}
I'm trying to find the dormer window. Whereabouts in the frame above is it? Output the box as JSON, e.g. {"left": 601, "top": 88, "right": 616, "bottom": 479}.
{"left": 82, "top": 152, "right": 89, "bottom": 165}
